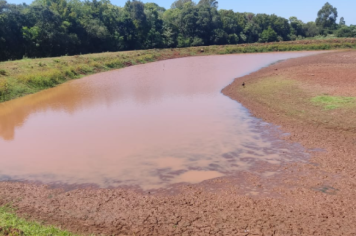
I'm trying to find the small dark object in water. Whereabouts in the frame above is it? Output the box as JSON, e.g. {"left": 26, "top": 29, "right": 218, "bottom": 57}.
{"left": 242, "top": 82, "right": 245, "bottom": 88}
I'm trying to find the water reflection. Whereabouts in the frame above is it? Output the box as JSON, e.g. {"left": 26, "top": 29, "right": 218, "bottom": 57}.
{"left": 0, "top": 53, "right": 319, "bottom": 189}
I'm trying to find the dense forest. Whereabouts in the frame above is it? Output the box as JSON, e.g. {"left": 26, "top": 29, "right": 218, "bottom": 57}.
{"left": 0, "top": 0, "right": 355, "bottom": 61}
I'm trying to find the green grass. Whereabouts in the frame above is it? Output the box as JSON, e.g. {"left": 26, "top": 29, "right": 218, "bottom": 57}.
{"left": 311, "top": 95, "right": 356, "bottom": 110}
{"left": 0, "top": 206, "right": 77, "bottom": 236}
{"left": 1, "top": 38, "right": 356, "bottom": 103}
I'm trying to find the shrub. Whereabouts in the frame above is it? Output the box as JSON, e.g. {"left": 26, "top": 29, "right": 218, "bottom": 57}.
{"left": 105, "top": 59, "right": 123, "bottom": 68}
{"left": 74, "top": 64, "right": 92, "bottom": 74}
{"left": 89, "top": 61, "right": 102, "bottom": 69}
{"left": 0, "top": 69, "right": 7, "bottom": 76}
{"left": 135, "top": 54, "right": 155, "bottom": 63}
{"left": 64, "top": 69, "right": 75, "bottom": 78}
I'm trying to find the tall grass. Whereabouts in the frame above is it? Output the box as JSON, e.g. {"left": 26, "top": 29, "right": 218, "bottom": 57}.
{"left": 17, "top": 69, "right": 66, "bottom": 88}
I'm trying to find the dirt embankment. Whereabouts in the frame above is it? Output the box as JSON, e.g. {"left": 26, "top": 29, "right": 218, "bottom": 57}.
{"left": 1, "top": 50, "right": 356, "bottom": 235}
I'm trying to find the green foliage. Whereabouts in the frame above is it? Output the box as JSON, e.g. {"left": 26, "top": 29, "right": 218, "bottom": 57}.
{"left": 316, "top": 2, "right": 338, "bottom": 30}
{"left": 303, "top": 22, "right": 320, "bottom": 37}
{"left": 0, "top": 206, "right": 76, "bottom": 236}
{"left": 311, "top": 95, "right": 356, "bottom": 110}
{"left": 336, "top": 25, "right": 356, "bottom": 38}
{"left": 289, "top": 17, "right": 304, "bottom": 37}
{"left": 1, "top": 0, "right": 353, "bottom": 62}
{"left": 191, "top": 37, "right": 204, "bottom": 46}
{"left": 170, "top": 0, "right": 194, "bottom": 9}
{"left": 198, "top": 0, "right": 218, "bottom": 8}
{"left": 260, "top": 27, "right": 278, "bottom": 42}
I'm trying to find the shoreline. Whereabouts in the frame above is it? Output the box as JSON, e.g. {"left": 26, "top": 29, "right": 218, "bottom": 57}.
{"left": 1, "top": 50, "right": 356, "bottom": 235}
{"left": 1, "top": 38, "right": 356, "bottom": 103}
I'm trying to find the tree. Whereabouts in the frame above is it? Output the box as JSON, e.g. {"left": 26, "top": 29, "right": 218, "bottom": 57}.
{"left": 0, "top": 1, "right": 26, "bottom": 60}
{"left": 336, "top": 25, "right": 356, "bottom": 37}
{"left": 144, "top": 3, "right": 164, "bottom": 48}
{"left": 243, "top": 21, "right": 260, "bottom": 43}
{"left": 316, "top": 2, "right": 338, "bottom": 29}
{"left": 260, "top": 26, "right": 277, "bottom": 42}
{"left": 0, "top": 0, "right": 353, "bottom": 62}
{"left": 289, "top": 16, "right": 305, "bottom": 37}
{"left": 303, "top": 22, "right": 320, "bottom": 37}
{"left": 269, "top": 14, "right": 290, "bottom": 40}
{"left": 125, "top": 0, "right": 148, "bottom": 48}
{"left": 170, "top": 0, "right": 194, "bottom": 9}
{"left": 198, "top": 0, "right": 218, "bottom": 9}
{"left": 219, "top": 10, "right": 246, "bottom": 42}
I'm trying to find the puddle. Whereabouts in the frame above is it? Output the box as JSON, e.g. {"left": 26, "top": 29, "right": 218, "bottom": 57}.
{"left": 312, "top": 185, "right": 339, "bottom": 195}
{"left": 171, "top": 171, "right": 224, "bottom": 184}
{"left": 0, "top": 52, "right": 320, "bottom": 190}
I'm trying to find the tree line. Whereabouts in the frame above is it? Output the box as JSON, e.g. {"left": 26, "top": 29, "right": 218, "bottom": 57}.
{"left": 0, "top": 0, "right": 354, "bottom": 61}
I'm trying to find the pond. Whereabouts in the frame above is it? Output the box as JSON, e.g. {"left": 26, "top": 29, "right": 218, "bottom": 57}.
{"left": 0, "top": 52, "right": 318, "bottom": 189}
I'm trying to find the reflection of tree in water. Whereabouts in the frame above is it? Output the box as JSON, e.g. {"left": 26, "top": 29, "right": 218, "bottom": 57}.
{"left": 0, "top": 80, "right": 121, "bottom": 140}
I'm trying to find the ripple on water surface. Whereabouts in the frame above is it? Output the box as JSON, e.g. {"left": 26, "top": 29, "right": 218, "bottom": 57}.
{"left": 0, "top": 52, "right": 319, "bottom": 189}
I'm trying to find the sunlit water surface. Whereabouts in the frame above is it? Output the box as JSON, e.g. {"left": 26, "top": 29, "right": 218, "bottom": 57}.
{"left": 0, "top": 52, "right": 319, "bottom": 189}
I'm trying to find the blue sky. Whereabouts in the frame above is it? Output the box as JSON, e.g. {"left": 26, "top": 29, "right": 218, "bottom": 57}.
{"left": 8, "top": 0, "right": 356, "bottom": 25}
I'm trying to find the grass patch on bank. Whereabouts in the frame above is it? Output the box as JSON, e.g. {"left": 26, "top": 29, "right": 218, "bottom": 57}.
{"left": 240, "top": 77, "right": 310, "bottom": 117}
{"left": 238, "top": 75, "right": 356, "bottom": 131}
{"left": 0, "top": 206, "right": 76, "bottom": 236}
{"left": 1, "top": 38, "right": 356, "bottom": 103}
{"left": 311, "top": 95, "right": 356, "bottom": 110}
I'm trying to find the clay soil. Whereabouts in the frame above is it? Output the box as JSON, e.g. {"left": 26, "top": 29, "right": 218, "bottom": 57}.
{"left": 1, "top": 50, "right": 356, "bottom": 235}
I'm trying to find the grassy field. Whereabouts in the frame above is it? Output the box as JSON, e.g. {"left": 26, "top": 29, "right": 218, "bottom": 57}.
{"left": 1, "top": 38, "right": 356, "bottom": 103}
{"left": 0, "top": 206, "right": 77, "bottom": 236}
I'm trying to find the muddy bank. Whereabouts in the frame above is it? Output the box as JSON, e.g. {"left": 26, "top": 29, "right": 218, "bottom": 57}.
{"left": 223, "top": 50, "right": 356, "bottom": 177}
{"left": 1, "top": 51, "right": 356, "bottom": 235}
{"left": 2, "top": 168, "right": 356, "bottom": 236}
{"left": 222, "top": 50, "right": 356, "bottom": 234}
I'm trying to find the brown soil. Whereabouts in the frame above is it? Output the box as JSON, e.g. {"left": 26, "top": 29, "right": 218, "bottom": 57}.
{"left": 1, "top": 51, "right": 356, "bottom": 235}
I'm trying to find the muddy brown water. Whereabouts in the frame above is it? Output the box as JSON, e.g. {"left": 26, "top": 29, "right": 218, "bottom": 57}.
{"left": 0, "top": 52, "right": 319, "bottom": 190}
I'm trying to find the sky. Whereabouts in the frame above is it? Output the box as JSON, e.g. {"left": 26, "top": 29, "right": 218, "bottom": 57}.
{"left": 7, "top": 0, "right": 356, "bottom": 25}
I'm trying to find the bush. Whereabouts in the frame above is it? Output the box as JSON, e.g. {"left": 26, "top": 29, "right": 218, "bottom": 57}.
{"left": 260, "top": 27, "right": 278, "bottom": 43}
{"left": 336, "top": 26, "right": 356, "bottom": 38}
{"left": 191, "top": 37, "right": 204, "bottom": 46}
{"left": 64, "top": 69, "right": 75, "bottom": 78}
{"left": 0, "top": 69, "right": 7, "bottom": 76}
{"left": 105, "top": 59, "right": 123, "bottom": 68}
{"left": 74, "top": 64, "right": 93, "bottom": 74}
{"left": 289, "top": 34, "right": 297, "bottom": 41}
